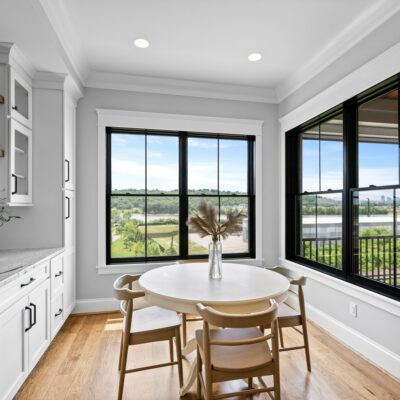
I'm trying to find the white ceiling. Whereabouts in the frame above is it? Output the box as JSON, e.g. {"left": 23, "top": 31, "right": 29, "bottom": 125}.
{"left": 1, "top": 0, "right": 400, "bottom": 102}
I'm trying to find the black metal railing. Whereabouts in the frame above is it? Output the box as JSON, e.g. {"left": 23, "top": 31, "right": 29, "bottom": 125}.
{"left": 302, "top": 235, "right": 399, "bottom": 287}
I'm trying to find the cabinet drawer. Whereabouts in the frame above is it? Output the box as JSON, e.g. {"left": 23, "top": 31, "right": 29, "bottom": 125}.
{"left": 50, "top": 293, "right": 64, "bottom": 339}
{"left": 50, "top": 254, "right": 64, "bottom": 298}
{"left": 0, "top": 261, "right": 49, "bottom": 314}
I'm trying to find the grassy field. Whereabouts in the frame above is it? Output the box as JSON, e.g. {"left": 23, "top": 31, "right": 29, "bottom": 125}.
{"left": 111, "top": 222, "right": 208, "bottom": 258}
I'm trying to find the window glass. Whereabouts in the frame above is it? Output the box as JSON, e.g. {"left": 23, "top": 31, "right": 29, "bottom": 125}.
{"left": 110, "top": 196, "right": 145, "bottom": 258}
{"left": 147, "top": 135, "right": 179, "bottom": 194}
{"left": 320, "top": 115, "right": 343, "bottom": 191}
{"left": 352, "top": 189, "right": 395, "bottom": 286}
{"left": 219, "top": 140, "right": 248, "bottom": 194}
{"left": 188, "top": 137, "right": 218, "bottom": 194}
{"left": 358, "top": 89, "right": 399, "bottom": 188}
{"left": 111, "top": 133, "right": 145, "bottom": 194}
{"left": 301, "top": 125, "right": 319, "bottom": 192}
{"left": 147, "top": 197, "right": 179, "bottom": 256}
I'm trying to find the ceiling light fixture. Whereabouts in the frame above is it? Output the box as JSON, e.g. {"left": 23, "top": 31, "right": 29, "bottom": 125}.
{"left": 134, "top": 38, "right": 150, "bottom": 49}
{"left": 248, "top": 53, "right": 262, "bottom": 62}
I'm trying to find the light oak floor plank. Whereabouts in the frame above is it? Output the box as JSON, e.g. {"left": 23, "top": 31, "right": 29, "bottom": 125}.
{"left": 15, "top": 312, "right": 400, "bottom": 400}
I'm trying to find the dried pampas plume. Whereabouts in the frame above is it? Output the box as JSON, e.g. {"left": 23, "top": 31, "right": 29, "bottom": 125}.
{"left": 187, "top": 201, "right": 246, "bottom": 242}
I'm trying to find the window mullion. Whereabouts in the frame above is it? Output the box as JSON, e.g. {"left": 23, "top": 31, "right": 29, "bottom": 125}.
{"left": 179, "top": 133, "right": 188, "bottom": 258}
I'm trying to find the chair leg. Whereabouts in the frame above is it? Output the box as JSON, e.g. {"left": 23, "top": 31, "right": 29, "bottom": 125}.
{"left": 118, "top": 331, "right": 123, "bottom": 371}
{"left": 118, "top": 333, "right": 129, "bottom": 400}
{"left": 274, "top": 373, "right": 281, "bottom": 400}
{"left": 302, "top": 318, "right": 312, "bottom": 372}
{"left": 182, "top": 313, "right": 187, "bottom": 347}
{"left": 248, "top": 377, "right": 253, "bottom": 389}
{"left": 175, "top": 328, "right": 184, "bottom": 388}
{"left": 278, "top": 322, "right": 285, "bottom": 348}
{"left": 169, "top": 338, "right": 174, "bottom": 362}
{"left": 197, "top": 347, "right": 202, "bottom": 399}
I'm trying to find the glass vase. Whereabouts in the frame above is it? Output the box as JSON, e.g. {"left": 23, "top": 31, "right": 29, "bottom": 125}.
{"left": 208, "top": 240, "right": 222, "bottom": 279}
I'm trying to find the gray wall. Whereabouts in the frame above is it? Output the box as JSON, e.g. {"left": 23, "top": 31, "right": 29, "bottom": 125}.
{"left": 279, "top": 10, "right": 400, "bottom": 118}
{"left": 76, "top": 88, "right": 279, "bottom": 300}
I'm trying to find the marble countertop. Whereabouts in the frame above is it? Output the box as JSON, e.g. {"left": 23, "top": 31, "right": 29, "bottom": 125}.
{"left": 0, "top": 248, "right": 63, "bottom": 288}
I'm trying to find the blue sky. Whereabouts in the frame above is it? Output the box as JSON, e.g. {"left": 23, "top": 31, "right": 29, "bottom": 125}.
{"left": 302, "top": 139, "right": 399, "bottom": 192}
{"left": 111, "top": 134, "right": 248, "bottom": 192}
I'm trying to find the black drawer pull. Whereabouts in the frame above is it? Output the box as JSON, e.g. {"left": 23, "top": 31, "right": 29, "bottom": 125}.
{"left": 55, "top": 271, "right": 63, "bottom": 278}
{"left": 20, "top": 277, "right": 35, "bottom": 288}
{"left": 25, "top": 306, "right": 32, "bottom": 332}
{"left": 65, "top": 159, "right": 70, "bottom": 183}
{"left": 12, "top": 173, "right": 17, "bottom": 195}
{"left": 54, "top": 308, "right": 63, "bottom": 317}
{"left": 30, "top": 302, "right": 37, "bottom": 327}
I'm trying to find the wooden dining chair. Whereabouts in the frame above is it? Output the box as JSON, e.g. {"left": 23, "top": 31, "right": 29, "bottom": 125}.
{"left": 195, "top": 301, "right": 280, "bottom": 400}
{"left": 113, "top": 274, "right": 183, "bottom": 400}
{"left": 270, "top": 266, "right": 311, "bottom": 372}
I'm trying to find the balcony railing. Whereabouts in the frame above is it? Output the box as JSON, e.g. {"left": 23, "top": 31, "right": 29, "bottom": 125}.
{"left": 302, "top": 235, "right": 399, "bottom": 288}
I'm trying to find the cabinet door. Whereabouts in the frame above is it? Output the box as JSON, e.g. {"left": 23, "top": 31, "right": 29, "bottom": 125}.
{"left": 9, "top": 67, "right": 32, "bottom": 129}
{"left": 0, "top": 296, "right": 29, "bottom": 400}
{"left": 9, "top": 119, "right": 32, "bottom": 205}
{"left": 63, "top": 249, "right": 75, "bottom": 317}
{"left": 64, "top": 96, "right": 76, "bottom": 190}
{"left": 64, "top": 189, "right": 75, "bottom": 249}
{"left": 27, "top": 280, "right": 50, "bottom": 369}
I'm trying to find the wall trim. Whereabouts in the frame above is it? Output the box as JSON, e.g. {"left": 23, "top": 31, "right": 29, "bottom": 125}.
{"left": 306, "top": 301, "right": 400, "bottom": 381}
{"left": 87, "top": 71, "right": 277, "bottom": 104}
{"left": 97, "top": 109, "right": 264, "bottom": 272}
{"left": 280, "top": 258, "right": 400, "bottom": 318}
{"left": 73, "top": 297, "right": 119, "bottom": 314}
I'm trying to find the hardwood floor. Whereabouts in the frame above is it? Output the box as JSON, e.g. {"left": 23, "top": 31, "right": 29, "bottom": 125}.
{"left": 15, "top": 312, "right": 400, "bottom": 400}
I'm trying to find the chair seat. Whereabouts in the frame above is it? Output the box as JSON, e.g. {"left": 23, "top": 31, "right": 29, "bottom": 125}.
{"left": 124, "top": 306, "right": 181, "bottom": 334}
{"left": 278, "top": 303, "right": 300, "bottom": 318}
{"left": 196, "top": 327, "right": 272, "bottom": 373}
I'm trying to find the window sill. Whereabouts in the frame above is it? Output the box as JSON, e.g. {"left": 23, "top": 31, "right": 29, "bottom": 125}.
{"left": 97, "top": 258, "right": 264, "bottom": 275}
{"left": 280, "top": 257, "right": 400, "bottom": 317}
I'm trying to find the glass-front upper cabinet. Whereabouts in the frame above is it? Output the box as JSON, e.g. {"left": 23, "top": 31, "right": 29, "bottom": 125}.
{"left": 9, "top": 119, "right": 32, "bottom": 204}
{"left": 9, "top": 67, "right": 32, "bottom": 129}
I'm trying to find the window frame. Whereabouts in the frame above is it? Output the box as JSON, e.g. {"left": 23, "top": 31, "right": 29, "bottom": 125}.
{"left": 286, "top": 74, "right": 400, "bottom": 301}
{"left": 106, "top": 127, "right": 256, "bottom": 265}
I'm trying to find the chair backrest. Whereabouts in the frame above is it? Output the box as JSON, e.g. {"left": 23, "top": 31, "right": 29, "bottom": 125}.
{"left": 269, "top": 266, "right": 306, "bottom": 287}
{"left": 113, "top": 274, "right": 145, "bottom": 317}
{"left": 196, "top": 302, "right": 279, "bottom": 372}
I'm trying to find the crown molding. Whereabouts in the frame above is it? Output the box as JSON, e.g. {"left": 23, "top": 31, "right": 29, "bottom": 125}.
{"left": 0, "top": 42, "right": 36, "bottom": 79}
{"left": 33, "top": 71, "right": 67, "bottom": 90}
{"left": 276, "top": 0, "right": 400, "bottom": 103}
{"left": 32, "top": 0, "right": 89, "bottom": 90}
{"left": 86, "top": 71, "right": 278, "bottom": 104}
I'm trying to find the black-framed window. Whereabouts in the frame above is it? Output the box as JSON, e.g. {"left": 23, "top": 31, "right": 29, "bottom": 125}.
{"left": 286, "top": 74, "right": 400, "bottom": 300}
{"left": 106, "top": 128, "right": 255, "bottom": 264}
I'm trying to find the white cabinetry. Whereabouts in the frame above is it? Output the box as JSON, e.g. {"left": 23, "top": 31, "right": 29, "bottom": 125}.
{"left": 0, "top": 296, "right": 28, "bottom": 400}
{"left": 9, "top": 67, "right": 32, "bottom": 129}
{"left": 0, "top": 44, "right": 33, "bottom": 206}
{"left": 0, "top": 269, "right": 50, "bottom": 400}
{"left": 64, "top": 95, "right": 76, "bottom": 190}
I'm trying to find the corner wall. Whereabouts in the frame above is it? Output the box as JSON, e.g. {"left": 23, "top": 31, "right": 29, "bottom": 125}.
{"left": 279, "top": 35, "right": 400, "bottom": 379}
{"left": 75, "top": 88, "right": 279, "bottom": 303}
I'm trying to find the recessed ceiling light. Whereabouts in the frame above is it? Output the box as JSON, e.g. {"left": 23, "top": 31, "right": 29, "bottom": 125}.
{"left": 134, "top": 38, "right": 150, "bottom": 49}
{"left": 248, "top": 53, "right": 262, "bottom": 62}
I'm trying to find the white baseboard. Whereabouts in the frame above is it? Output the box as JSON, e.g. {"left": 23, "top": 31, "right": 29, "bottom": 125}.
{"left": 305, "top": 302, "right": 400, "bottom": 381}
{"left": 73, "top": 297, "right": 119, "bottom": 314}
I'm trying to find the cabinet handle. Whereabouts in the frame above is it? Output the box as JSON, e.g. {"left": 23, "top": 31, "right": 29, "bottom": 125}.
{"left": 54, "top": 308, "right": 63, "bottom": 317}
{"left": 65, "top": 159, "right": 70, "bottom": 183}
{"left": 12, "top": 173, "right": 17, "bottom": 195}
{"left": 65, "top": 196, "right": 70, "bottom": 219}
{"left": 30, "top": 302, "right": 37, "bottom": 327}
{"left": 25, "top": 306, "right": 32, "bottom": 332}
{"left": 12, "top": 105, "right": 18, "bottom": 111}
{"left": 55, "top": 271, "right": 63, "bottom": 278}
{"left": 20, "top": 277, "right": 35, "bottom": 288}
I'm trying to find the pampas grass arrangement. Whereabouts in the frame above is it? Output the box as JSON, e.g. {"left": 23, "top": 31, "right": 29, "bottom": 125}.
{"left": 187, "top": 201, "right": 246, "bottom": 242}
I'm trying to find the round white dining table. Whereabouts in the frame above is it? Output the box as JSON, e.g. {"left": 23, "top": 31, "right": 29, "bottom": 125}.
{"left": 138, "top": 262, "right": 290, "bottom": 396}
